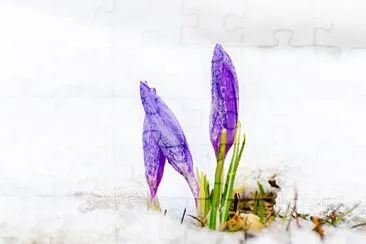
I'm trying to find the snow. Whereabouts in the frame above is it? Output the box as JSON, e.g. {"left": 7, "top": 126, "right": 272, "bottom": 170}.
{"left": 0, "top": 1, "right": 366, "bottom": 243}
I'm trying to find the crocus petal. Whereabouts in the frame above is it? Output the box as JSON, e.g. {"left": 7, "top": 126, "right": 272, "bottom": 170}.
{"left": 209, "top": 44, "right": 239, "bottom": 158}
{"left": 154, "top": 95, "right": 199, "bottom": 200}
{"left": 143, "top": 116, "right": 166, "bottom": 200}
{"left": 140, "top": 81, "right": 199, "bottom": 201}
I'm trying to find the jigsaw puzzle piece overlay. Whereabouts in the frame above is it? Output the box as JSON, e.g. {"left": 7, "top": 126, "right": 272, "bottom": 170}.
{"left": 181, "top": 0, "right": 246, "bottom": 46}
{"left": 225, "top": 0, "right": 331, "bottom": 47}
{"left": 96, "top": 0, "right": 197, "bottom": 45}
{"left": 315, "top": 0, "right": 366, "bottom": 55}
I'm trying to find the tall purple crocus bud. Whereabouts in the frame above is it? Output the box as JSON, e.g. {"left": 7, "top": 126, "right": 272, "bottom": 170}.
{"left": 140, "top": 81, "right": 199, "bottom": 204}
{"left": 209, "top": 44, "right": 239, "bottom": 159}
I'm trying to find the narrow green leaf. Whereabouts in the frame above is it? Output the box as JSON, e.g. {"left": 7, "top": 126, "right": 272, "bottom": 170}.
{"left": 222, "top": 121, "right": 241, "bottom": 199}
{"left": 257, "top": 181, "right": 265, "bottom": 224}
{"left": 221, "top": 121, "right": 247, "bottom": 225}
{"left": 252, "top": 192, "right": 258, "bottom": 214}
{"left": 257, "top": 181, "right": 265, "bottom": 195}
{"left": 208, "top": 129, "right": 227, "bottom": 230}
{"left": 258, "top": 197, "right": 265, "bottom": 224}
{"left": 197, "top": 169, "right": 206, "bottom": 219}
{"left": 205, "top": 176, "right": 211, "bottom": 218}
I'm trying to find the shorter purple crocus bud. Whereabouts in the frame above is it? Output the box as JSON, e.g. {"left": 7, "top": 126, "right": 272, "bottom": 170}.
{"left": 209, "top": 44, "right": 239, "bottom": 159}
{"left": 140, "top": 81, "right": 199, "bottom": 204}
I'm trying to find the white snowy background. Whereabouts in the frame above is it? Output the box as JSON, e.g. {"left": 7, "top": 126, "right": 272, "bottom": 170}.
{"left": 1, "top": 0, "right": 366, "bottom": 243}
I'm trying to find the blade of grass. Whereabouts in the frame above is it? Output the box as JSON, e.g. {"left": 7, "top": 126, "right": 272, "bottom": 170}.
{"left": 204, "top": 175, "right": 211, "bottom": 218}
{"left": 257, "top": 181, "right": 265, "bottom": 195}
{"left": 333, "top": 202, "right": 361, "bottom": 226}
{"left": 197, "top": 170, "right": 211, "bottom": 220}
{"left": 196, "top": 168, "right": 206, "bottom": 219}
{"left": 252, "top": 192, "right": 258, "bottom": 215}
{"left": 221, "top": 122, "right": 247, "bottom": 225}
{"left": 257, "top": 181, "right": 265, "bottom": 224}
{"left": 208, "top": 129, "right": 227, "bottom": 230}
{"left": 222, "top": 121, "right": 241, "bottom": 200}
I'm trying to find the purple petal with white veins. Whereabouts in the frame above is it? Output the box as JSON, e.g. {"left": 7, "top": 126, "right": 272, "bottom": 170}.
{"left": 140, "top": 81, "right": 199, "bottom": 202}
{"left": 210, "top": 44, "right": 239, "bottom": 158}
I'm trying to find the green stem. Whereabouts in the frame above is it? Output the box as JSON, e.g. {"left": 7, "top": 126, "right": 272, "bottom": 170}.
{"left": 204, "top": 175, "right": 211, "bottom": 218}
{"left": 221, "top": 122, "right": 247, "bottom": 225}
{"left": 222, "top": 121, "right": 241, "bottom": 201}
{"left": 208, "top": 129, "right": 227, "bottom": 230}
{"left": 257, "top": 181, "right": 265, "bottom": 223}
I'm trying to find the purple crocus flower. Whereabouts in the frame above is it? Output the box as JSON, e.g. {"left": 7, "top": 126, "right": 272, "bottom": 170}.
{"left": 140, "top": 81, "right": 199, "bottom": 204}
{"left": 209, "top": 44, "right": 239, "bottom": 158}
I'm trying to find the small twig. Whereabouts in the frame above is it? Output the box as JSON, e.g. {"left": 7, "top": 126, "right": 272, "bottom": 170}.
{"left": 243, "top": 230, "right": 248, "bottom": 242}
{"left": 243, "top": 217, "right": 250, "bottom": 243}
{"left": 286, "top": 188, "right": 299, "bottom": 231}
{"left": 233, "top": 193, "right": 239, "bottom": 212}
{"left": 352, "top": 222, "right": 366, "bottom": 229}
{"left": 181, "top": 208, "right": 187, "bottom": 225}
{"left": 187, "top": 214, "right": 205, "bottom": 227}
{"left": 239, "top": 216, "right": 256, "bottom": 243}
{"left": 286, "top": 210, "right": 293, "bottom": 231}
{"left": 187, "top": 214, "right": 200, "bottom": 222}
{"left": 239, "top": 230, "right": 248, "bottom": 244}
{"left": 163, "top": 209, "right": 167, "bottom": 215}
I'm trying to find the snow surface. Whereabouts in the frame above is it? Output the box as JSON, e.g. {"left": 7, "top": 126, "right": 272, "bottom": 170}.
{"left": 1, "top": 1, "right": 366, "bottom": 243}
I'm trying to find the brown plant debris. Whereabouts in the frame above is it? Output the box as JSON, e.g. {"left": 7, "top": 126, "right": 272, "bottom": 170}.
{"left": 268, "top": 174, "right": 281, "bottom": 189}
{"left": 311, "top": 216, "right": 325, "bottom": 239}
{"left": 229, "top": 190, "right": 277, "bottom": 222}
